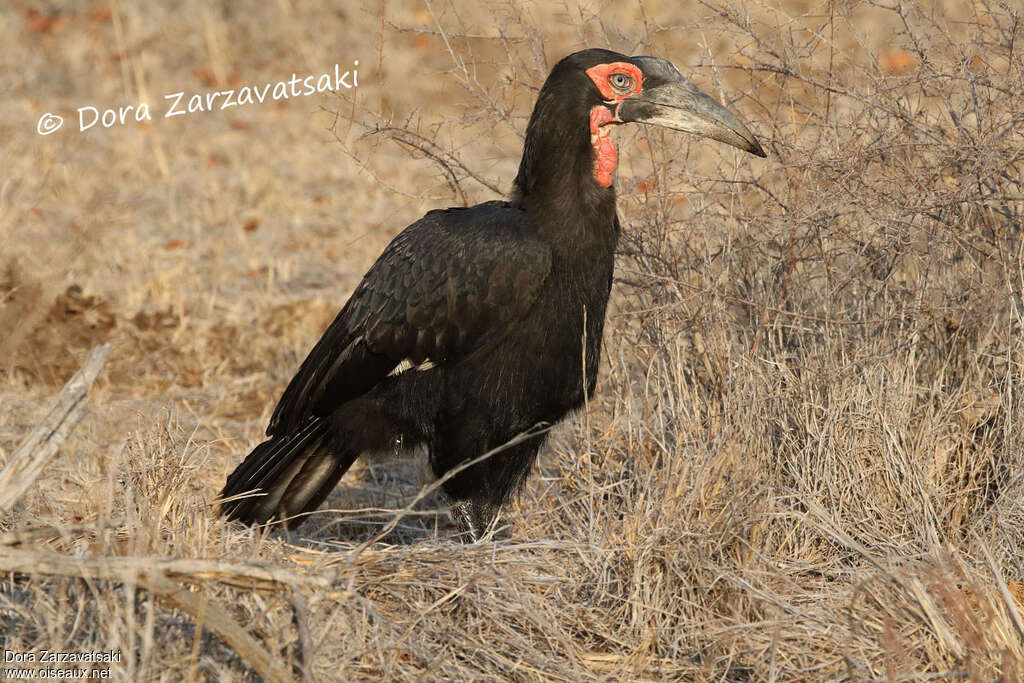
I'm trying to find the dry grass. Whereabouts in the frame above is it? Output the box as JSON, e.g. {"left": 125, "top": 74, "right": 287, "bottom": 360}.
{"left": 2, "top": 0, "right": 1023, "bottom": 680}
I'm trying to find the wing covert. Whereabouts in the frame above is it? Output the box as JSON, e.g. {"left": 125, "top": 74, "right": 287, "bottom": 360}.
{"left": 267, "top": 202, "right": 551, "bottom": 436}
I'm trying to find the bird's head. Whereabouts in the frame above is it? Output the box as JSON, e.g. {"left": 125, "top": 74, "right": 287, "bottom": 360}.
{"left": 516, "top": 48, "right": 765, "bottom": 196}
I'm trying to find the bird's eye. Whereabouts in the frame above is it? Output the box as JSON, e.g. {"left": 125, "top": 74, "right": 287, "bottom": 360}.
{"left": 610, "top": 73, "right": 634, "bottom": 92}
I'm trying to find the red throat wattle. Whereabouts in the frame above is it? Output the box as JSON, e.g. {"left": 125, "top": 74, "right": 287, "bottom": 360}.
{"left": 590, "top": 105, "right": 617, "bottom": 187}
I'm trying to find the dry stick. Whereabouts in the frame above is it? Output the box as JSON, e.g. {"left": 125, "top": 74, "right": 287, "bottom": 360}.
{"left": 0, "top": 343, "right": 111, "bottom": 511}
{"left": 980, "top": 543, "right": 1024, "bottom": 645}
{"left": 290, "top": 586, "right": 313, "bottom": 682}
{"left": 0, "top": 547, "right": 305, "bottom": 683}
{"left": 0, "top": 548, "right": 329, "bottom": 592}
{"left": 186, "top": 582, "right": 207, "bottom": 683}
{"left": 0, "top": 517, "right": 124, "bottom": 546}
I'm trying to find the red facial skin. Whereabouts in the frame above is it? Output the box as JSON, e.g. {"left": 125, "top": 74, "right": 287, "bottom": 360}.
{"left": 584, "top": 62, "right": 644, "bottom": 187}
{"left": 585, "top": 62, "right": 643, "bottom": 100}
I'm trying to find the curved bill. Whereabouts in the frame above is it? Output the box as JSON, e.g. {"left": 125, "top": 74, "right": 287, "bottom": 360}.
{"left": 618, "top": 56, "right": 766, "bottom": 157}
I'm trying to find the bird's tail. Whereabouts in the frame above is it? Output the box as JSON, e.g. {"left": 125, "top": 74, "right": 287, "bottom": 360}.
{"left": 219, "top": 418, "right": 356, "bottom": 529}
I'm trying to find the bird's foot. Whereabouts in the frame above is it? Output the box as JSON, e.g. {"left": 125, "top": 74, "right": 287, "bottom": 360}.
{"left": 450, "top": 500, "right": 501, "bottom": 542}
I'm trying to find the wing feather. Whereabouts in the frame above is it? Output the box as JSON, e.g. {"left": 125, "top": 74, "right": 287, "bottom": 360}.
{"left": 267, "top": 202, "right": 551, "bottom": 436}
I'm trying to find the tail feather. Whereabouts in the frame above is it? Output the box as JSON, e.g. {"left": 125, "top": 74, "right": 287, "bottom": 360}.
{"left": 220, "top": 418, "right": 357, "bottom": 527}
{"left": 223, "top": 419, "right": 326, "bottom": 497}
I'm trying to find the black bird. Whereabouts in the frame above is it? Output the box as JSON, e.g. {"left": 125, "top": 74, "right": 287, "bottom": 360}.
{"left": 220, "top": 48, "right": 765, "bottom": 539}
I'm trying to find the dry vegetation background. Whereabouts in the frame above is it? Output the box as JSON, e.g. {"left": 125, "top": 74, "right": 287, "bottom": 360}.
{"left": 2, "top": 0, "right": 1023, "bottom": 680}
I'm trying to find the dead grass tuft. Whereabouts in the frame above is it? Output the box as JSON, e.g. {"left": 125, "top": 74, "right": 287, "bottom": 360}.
{"left": 2, "top": 0, "right": 1022, "bottom": 679}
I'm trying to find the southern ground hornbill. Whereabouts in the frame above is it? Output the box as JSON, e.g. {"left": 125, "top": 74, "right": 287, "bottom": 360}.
{"left": 220, "top": 48, "right": 765, "bottom": 540}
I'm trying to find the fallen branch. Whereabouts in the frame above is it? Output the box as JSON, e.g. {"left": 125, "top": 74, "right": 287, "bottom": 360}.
{"left": 0, "top": 343, "right": 111, "bottom": 511}
{"left": 0, "top": 547, "right": 330, "bottom": 592}
{"left": 0, "top": 517, "right": 124, "bottom": 547}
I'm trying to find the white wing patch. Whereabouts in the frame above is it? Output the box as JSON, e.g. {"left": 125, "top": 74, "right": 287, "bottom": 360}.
{"left": 388, "top": 359, "right": 437, "bottom": 376}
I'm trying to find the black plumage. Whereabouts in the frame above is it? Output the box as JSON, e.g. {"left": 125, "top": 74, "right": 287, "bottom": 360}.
{"left": 220, "top": 48, "right": 765, "bottom": 539}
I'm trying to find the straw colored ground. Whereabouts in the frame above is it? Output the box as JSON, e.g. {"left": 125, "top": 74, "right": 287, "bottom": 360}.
{"left": 2, "top": 0, "right": 1023, "bottom": 680}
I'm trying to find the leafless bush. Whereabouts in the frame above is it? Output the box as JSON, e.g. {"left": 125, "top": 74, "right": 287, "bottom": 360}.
{"left": 331, "top": 0, "right": 1024, "bottom": 676}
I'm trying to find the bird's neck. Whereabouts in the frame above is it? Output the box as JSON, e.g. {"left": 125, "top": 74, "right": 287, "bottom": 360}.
{"left": 511, "top": 92, "right": 620, "bottom": 257}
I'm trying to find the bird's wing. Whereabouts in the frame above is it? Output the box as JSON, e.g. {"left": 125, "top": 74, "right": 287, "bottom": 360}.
{"left": 267, "top": 202, "right": 551, "bottom": 436}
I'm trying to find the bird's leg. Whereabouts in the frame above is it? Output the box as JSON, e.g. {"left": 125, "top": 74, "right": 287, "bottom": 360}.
{"left": 450, "top": 501, "right": 477, "bottom": 542}
{"left": 439, "top": 436, "right": 543, "bottom": 541}
{"left": 450, "top": 499, "right": 499, "bottom": 542}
